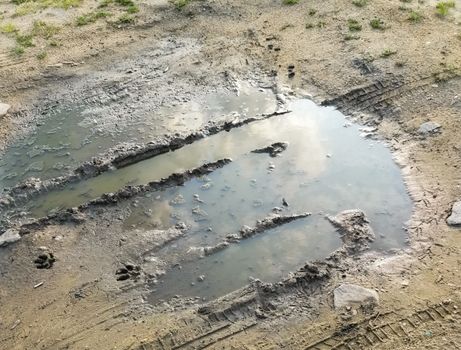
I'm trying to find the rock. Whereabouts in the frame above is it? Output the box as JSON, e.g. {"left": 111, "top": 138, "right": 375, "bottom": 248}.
{"left": 418, "top": 121, "right": 441, "bottom": 135}
{"left": 447, "top": 201, "right": 461, "bottom": 226}
{"left": 0, "top": 229, "right": 21, "bottom": 247}
{"left": 0, "top": 103, "right": 11, "bottom": 117}
{"left": 333, "top": 283, "right": 379, "bottom": 309}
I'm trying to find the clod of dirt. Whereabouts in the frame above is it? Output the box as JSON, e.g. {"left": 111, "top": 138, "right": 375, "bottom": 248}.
{"left": 447, "top": 200, "right": 461, "bottom": 226}
{"left": 327, "top": 209, "right": 375, "bottom": 254}
{"left": 251, "top": 142, "right": 288, "bottom": 157}
{"left": 418, "top": 121, "right": 441, "bottom": 136}
{"left": 34, "top": 252, "right": 55, "bottom": 269}
{"left": 115, "top": 263, "right": 141, "bottom": 281}
{"left": 0, "top": 103, "right": 11, "bottom": 117}
{"left": 0, "top": 229, "right": 21, "bottom": 247}
{"left": 333, "top": 283, "right": 379, "bottom": 310}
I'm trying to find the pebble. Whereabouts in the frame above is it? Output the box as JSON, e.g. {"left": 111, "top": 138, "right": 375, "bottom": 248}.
{"left": 0, "top": 103, "right": 11, "bottom": 117}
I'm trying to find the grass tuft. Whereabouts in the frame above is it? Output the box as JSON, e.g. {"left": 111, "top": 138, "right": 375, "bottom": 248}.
{"left": 436, "top": 1, "right": 455, "bottom": 17}
{"left": 408, "top": 10, "right": 423, "bottom": 22}
{"left": 348, "top": 19, "right": 362, "bottom": 31}
{"left": 352, "top": 0, "right": 368, "bottom": 7}
{"left": 0, "top": 23, "right": 19, "bottom": 34}
{"left": 283, "top": 0, "right": 299, "bottom": 5}
{"left": 380, "top": 49, "right": 397, "bottom": 58}
{"left": 370, "top": 18, "right": 386, "bottom": 30}
{"left": 32, "top": 20, "right": 60, "bottom": 38}
{"left": 76, "top": 11, "right": 109, "bottom": 26}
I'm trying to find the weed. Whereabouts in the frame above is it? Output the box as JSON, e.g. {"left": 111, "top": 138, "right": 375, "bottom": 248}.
{"left": 16, "top": 34, "right": 34, "bottom": 47}
{"left": 11, "top": 46, "right": 24, "bottom": 55}
{"left": 13, "top": 0, "right": 82, "bottom": 16}
{"left": 116, "top": 13, "right": 134, "bottom": 24}
{"left": 344, "top": 34, "right": 360, "bottom": 40}
{"left": 352, "top": 0, "right": 368, "bottom": 7}
{"left": 348, "top": 19, "right": 362, "bottom": 31}
{"left": 370, "top": 18, "right": 385, "bottom": 29}
{"left": 126, "top": 4, "right": 139, "bottom": 13}
{"left": 283, "top": 0, "right": 299, "bottom": 5}
{"left": 408, "top": 10, "right": 423, "bottom": 22}
{"left": 99, "top": 0, "right": 112, "bottom": 7}
{"left": 380, "top": 48, "right": 397, "bottom": 58}
{"left": 171, "top": 0, "right": 190, "bottom": 9}
{"left": 400, "top": 0, "right": 412, "bottom": 3}
{"left": 317, "top": 20, "right": 326, "bottom": 28}
{"left": 305, "top": 22, "right": 314, "bottom": 29}
{"left": 76, "top": 11, "right": 109, "bottom": 26}
{"left": 49, "top": 40, "right": 59, "bottom": 46}
{"left": 36, "top": 51, "right": 47, "bottom": 60}
{"left": 0, "top": 23, "right": 18, "bottom": 34}
{"left": 32, "top": 20, "right": 59, "bottom": 38}
{"left": 436, "top": 1, "right": 455, "bottom": 17}
{"left": 115, "top": 0, "right": 134, "bottom": 6}
{"left": 308, "top": 8, "right": 316, "bottom": 15}
{"left": 398, "top": 5, "right": 410, "bottom": 11}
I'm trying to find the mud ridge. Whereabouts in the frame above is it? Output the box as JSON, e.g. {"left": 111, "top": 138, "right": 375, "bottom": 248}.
{"left": 201, "top": 212, "right": 312, "bottom": 256}
{"left": 11, "top": 159, "right": 232, "bottom": 236}
{"left": 0, "top": 108, "right": 289, "bottom": 211}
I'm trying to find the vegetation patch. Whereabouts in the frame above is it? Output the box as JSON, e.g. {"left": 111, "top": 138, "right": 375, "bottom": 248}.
{"left": 352, "top": 0, "right": 368, "bottom": 7}
{"left": 435, "top": 1, "right": 455, "bottom": 17}
{"left": 370, "top": 18, "right": 386, "bottom": 30}
{"left": 32, "top": 21, "right": 60, "bottom": 38}
{"left": 380, "top": 49, "right": 397, "bottom": 58}
{"left": 348, "top": 19, "right": 362, "bottom": 31}
{"left": 13, "top": 0, "right": 82, "bottom": 16}
{"left": 1, "top": 23, "right": 19, "bottom": 34}
{"left": 76, "top": 11, "right": 109, "bottom": 26}
{"left": 408, "top": 10, "right": 423, "bottom": 22}
{"left": 170, "top": 0, "right": 191, "bottom": 9}
{"left": 283, "top": 0, "right": 299, "bottom": 5}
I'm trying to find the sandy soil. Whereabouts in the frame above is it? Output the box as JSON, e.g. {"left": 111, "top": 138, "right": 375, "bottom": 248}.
{"left": 1, "top": 0, "right": 461, "bottom": 349}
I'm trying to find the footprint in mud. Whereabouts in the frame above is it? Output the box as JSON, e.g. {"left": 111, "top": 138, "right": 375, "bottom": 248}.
{"left": 34, "top": 252, "right": 56, "bottom": 269}
{"left": 115, "top": 263, "right": 141, "bottom": 281}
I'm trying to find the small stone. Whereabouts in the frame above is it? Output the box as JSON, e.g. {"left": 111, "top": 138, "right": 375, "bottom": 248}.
{"left": 0, "top": 103, "right": 11, "bottom": 117}
{"left": 418, "top": 121, "right": 441, "bottom": 135}
{"left": 333, "top": 283, "right": 379, "bottom": 309}
{"left": 447, "top": 201, "right": 461, "bottom": 226}
{"left": 0, "top": 229, "right": 21, "bottom": 247}
{"left": 197, "top": 275, "right": 205, "bottom": 282}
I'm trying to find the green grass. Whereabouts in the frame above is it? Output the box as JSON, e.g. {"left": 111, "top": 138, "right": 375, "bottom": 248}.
{"left": 352, "top": 0, "right": 368, "bottom": 7}
{"left": 16, "top": 34, "right": 34, "bottom": 47}
{"left": 32, "top": 20, "right": 59, "bottom": 38}
{"left": 126, "top": 4, "right": 138, "bottom": 13}
{"left": 283, "top": 0, "right": 299, "bottom": 5}
{"left": 11, "top": 46, "right": 25, "bottom": 55}
{"left": 171, "top": 0, "right": 190, "bottom": 9}
{"left": 13, "top": 0, "right": 82, "bottom": 16}
{"left": 0, "top": 23, "right": 18, "bottom": 34}
{"left": 380, "top": 49, "right": 397, "bottom": 58}
{"left": 36, "top": 51, "right": 47, "bottom": 60}
{"left": 115, "top": 13, "right": 134, "bottom": 24}
{"left": 76, "top": 11, "right": 109, "bottom": 25}
{"left": 348, "top": 19, "right": 362, "bottom": 31}
{"left": 370, "top": 18, "right": 385, "bottom": 29}
{"left": 436, "top": 1, "right": 455, "bottom": 17}
{"left": 344, "top": 33, "right": 360, "bottom": 40}
{"left": 408, "top": 10, "right": 423, "bottom": 22}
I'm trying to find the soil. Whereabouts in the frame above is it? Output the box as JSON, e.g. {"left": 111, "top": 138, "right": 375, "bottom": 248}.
{"left": 1, "top": 0, "right": 461, "bottom": 349}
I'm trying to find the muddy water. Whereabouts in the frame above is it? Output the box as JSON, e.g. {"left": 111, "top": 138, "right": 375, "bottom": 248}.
{"left": 108, "top": 100, "right": 411, "bottom": 301}
{"left": 1, "top": 86, "right": 412, "bottom": 302}
{"left": 0, "top": 83, "right": 276, "bottom": 190}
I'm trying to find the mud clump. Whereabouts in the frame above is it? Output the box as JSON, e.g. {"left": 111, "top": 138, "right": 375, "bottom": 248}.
{"left": 251, "top": 142, "right": 288, "bottom": 157}
{"left": 34, "top": 252, "right": 55, "bottom": 269}
{"left": 327, "top": 209, "right": 375, "bottom": 254}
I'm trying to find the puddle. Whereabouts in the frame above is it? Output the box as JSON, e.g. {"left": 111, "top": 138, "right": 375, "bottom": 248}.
{"left": 1, "top": 87, "right": 412, "bottom": 302}
{"left": 108, "top": 100, "right": 411, "bottom": 302}
{"left": 0, "top": 83, "right": 276, "bottom": 190}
